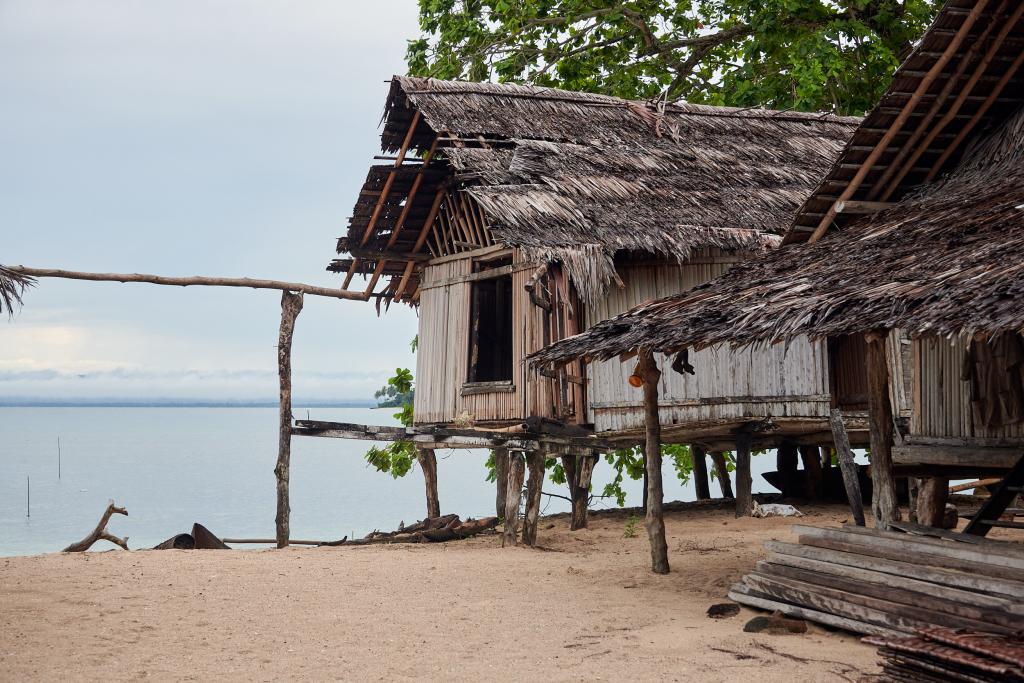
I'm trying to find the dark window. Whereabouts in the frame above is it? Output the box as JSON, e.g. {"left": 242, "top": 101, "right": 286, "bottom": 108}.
{"left": 468, "top": 265, "right": 513, "bottom": 383}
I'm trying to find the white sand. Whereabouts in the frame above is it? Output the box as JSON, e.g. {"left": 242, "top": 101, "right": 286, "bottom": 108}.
{"left": 0, "top": 503, "right": 879, "bottom": 681}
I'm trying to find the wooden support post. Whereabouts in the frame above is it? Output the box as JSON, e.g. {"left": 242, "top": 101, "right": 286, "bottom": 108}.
{"left": 735, "top": 434, "right": 753, "bottom": 517}
{"left": 829, "top": 409, "right": 866, "bottom": 527}
{"left": 636, "top": 349, "right": 669, "bottom": 574}
{"left": 776, "top": 442, "right": 799, "bottom": 498}
{"left": 820, "top": 446, "right": 833, "bottom": 472}
{"left": 865, "top": 330, "right": 902, "bottom": 528}
{"left": 908, "top": 477, "right": 920, "bottom": 524}
{"left": 493, "top": 447, "right": 509, "bottom": 519}
{"left": 710, "top": 451, "right": 733, "bottom": 498}
{"left": 522, "top": 451, "right": 545, "bottom": 546}
{"left": 799, "top": 446, "right": 824, "bottom": 500}
{"left": 917, "top": 477, "right": 950, "bottom": 528}
{"left": 416, "top": 447, "right": 440, "bottom": 519}
{"left": 502, "top": 451, "right": 525, "bottom": 547}
{"left": 275, "top": 291, "right": 303, "bottom": 548}
{"left": 561, "top": 453, "right": 595, "bottom": 530}
{"left": 691, "top": 445, "right": 710, "bottom": 500}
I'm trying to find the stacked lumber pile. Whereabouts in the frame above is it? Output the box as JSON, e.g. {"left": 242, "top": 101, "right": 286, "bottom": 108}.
{"left": 864, "top": 627, "right": 1024, "bottom": 682}
{"left": 729, "top": 524, "right": 1024, "bottom": 637}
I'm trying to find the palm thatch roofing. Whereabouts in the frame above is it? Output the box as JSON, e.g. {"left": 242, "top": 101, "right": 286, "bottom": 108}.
{"left": 331, "top": 76, "right": 858, "bottom": 305}
{"left": 531, "top": 0, "right": 1024, "bottom": 367}
{"left": 0, "top": 265, "right": 34, "bottom": 316}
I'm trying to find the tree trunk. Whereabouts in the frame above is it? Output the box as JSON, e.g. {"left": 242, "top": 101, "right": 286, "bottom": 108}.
{"left": 522, "top": 451, "right": 545, "bottom": 546}
{"left": 799, "top": 445, "right": 823, "bottom": 500}
{"left": 494, "top": 447, "right": 510, "bottom": 519}
{"left": 637, "top": 350, "right": 669, "bottom": 574}
{"left": 416, "top": 448, "right": 440, "bottom": 519}
{"left": 275, "top": 291, "right": 303, "bottom": 548}
{"left": 711, "top": 451, "right": 733, "bottom": 498}
{"left": 562, "top": 453, "right": 594, "bottom": 530}
{"left": 829, "top": 409, "right": 866, "bottom": 527}
{"left": 691, "top": 445, "right": 711, "bottom": 500}
{"left": 865, "top": 330, "right": 901, "bottom": 528}
{"left": 735, "top": 435, "right": 753, "bottom": 517}
{"left": 776, "top": 442, "right": 799, "bottom": 498}
{"left": 917, "top": 477, "right": 950, "bottom": 528}
{"left": 502, "top": 451, "right": 525, "bottom": 547}
{"left": 641, "top": 444, "right": 649, "bottom": 512}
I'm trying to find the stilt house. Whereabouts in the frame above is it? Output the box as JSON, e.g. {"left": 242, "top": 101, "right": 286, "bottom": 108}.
{"left": 294, "top": 76, "right": 857, "bottom": 540}
{"left": 533, "top": 0, "right": 1024, "bottom": 533}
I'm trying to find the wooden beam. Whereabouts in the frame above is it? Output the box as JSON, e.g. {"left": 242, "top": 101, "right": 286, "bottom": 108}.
{"left": 493, "top": 447, "right": 510, "bottom": 519}
{"left": 735, "top": 432, "right": 753, "bottom": 517}
{"left": 829, "top": 409, "right": 866, "bottom": 527}
{"left": 386, "top": 135, "right": 439, "bottom": 249}
{"left": 522, "top": 451, "right": 544, "bottom": 546}
{"left": 503, "top": 451, "right": 525, "bottom": 547}
{"left": 10, "top": 266, "right": 369, "bottom": 300}
{"left": 805, "top": 2, "right": 987, "bottom": 243}
{"left": 865, "top": 330, "right": 902, "bottom": 528}
{"left": 636, "top": 349, "right": 669, "bottom": 574}
{"left": 360, "top": 110, "right": 421, "bottom": 247}
{"left": 275, "top": 291, "right": 303, "bottom": 548}
{"left": 874, "top": 3, "right": 1017, "bottom": 201}
{"left": 834, "top": 200, "right": 897, "bottom": 214}
{"left": 691, "top": 445, "right": 710, "bottom": 500}
{"left": 411, "top": 186, "right": 448, "bottom": 254}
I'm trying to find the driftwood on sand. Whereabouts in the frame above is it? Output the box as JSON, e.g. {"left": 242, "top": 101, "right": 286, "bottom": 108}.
{"left": 63, "top": 501, "right": 129, "bottom": 552}
{"left": 323, "top": 515, "right": 498, "bottom": 546}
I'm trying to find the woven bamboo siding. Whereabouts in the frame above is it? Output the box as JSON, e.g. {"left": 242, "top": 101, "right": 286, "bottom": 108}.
{"left": 586, "top": 254, "right": 829, "bottom": 434}
{"left": 912, "top": 336, "right": 1024, "bottom": 442}
{"left": 413, "top": 250, "right": 564, "bottom": 426}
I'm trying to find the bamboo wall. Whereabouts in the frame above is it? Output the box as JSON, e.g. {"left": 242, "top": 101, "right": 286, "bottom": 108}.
{"left": 585, "top": 254, "right": 831, "bottom": 436}
{"left": 413, "top": 249, "right": 564, "bottom": 426}
{"left": 911, "top": 336, "right": 1024, "bottom": 443}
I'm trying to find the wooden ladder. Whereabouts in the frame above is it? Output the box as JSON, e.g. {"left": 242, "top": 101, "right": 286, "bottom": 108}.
{"left": 963, "top": 452, "right": 1024, "bottom": 536}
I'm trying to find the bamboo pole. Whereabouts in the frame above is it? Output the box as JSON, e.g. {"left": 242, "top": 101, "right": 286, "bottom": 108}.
{"left": 8, "top": 267, "right": 368, "bottom": 300}
{"left": 275, "top": 291, "right": 303, "bottom": 548}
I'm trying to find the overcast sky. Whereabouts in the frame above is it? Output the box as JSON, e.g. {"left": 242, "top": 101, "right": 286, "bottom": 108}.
{"left": 1, "top": 1, "right": 423, "bottom": 402}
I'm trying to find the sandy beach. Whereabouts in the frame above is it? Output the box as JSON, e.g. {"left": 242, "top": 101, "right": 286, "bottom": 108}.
{"left": 1, "top": 503, "right": 879, "bottom": 682}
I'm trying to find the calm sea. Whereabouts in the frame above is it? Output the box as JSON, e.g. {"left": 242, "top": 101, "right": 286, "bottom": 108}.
{"left": 0, "top": 407, "right": 779, "bottom": 557}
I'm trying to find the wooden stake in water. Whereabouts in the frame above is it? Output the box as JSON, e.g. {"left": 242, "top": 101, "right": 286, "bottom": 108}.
{"left": 58, "top": 436, "right": 61, "bottom": 479}
{"left": 27, "top": 475, "right": 30, "bottom": 518}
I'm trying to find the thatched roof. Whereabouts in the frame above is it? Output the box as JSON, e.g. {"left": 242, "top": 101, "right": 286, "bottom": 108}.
{"left": 531, "top": 0, "right": 1024, "bottom": 366}
{"left": 332, "top": 76, "right": 858, "bottom": 304}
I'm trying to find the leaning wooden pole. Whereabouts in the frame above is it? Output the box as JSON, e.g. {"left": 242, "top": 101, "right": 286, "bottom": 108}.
{"left": 8, "top": 266, "right": 368, "bottom": 300}
{"left": 710, "top": 451, "right": 734, "bottom": 498}
{"left": 865, "top": 330, "right": 901, "bottom": 528}
{"left": 829, "top": 409, "right": 866, "bottom": 527}
{"left": 636, "top": 349, "right": 669, "bottom": 574}
{"left": 275, "top": 291, "right": 303, "bottom": 548}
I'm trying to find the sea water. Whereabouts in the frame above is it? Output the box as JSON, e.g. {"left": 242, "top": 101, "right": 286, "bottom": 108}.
{"left": 0, "top": 407, "right": 780, "bottom": 556}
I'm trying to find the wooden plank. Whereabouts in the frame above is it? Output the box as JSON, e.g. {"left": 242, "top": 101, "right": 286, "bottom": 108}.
{"left": 792, "top": 527, "right": 1024, "bottom": 581}
{"left": 866, "top": 330, "right": 901, "bottom": 528}
{"left": 743, "top": 572, "right": 1016, "bottom": 635}
{"left": 754, "top": 563, "right": 1022, "bottom": 631}
{"left": 759, "top": 554, "right": 1023, "bottom": 615}
{"left": 418, "top": 264, "right": 514, "bottom": 290}
{"left": 427, "top": 244, "right": 509, "bottom": 266}
{"left": 842, "top": 523, "right": 1024, "bottom": 561}
{"left": 893, "top": 444, "right": 1023, "bottom": 469}
{"left": 765, "top": 540, "right": 1024, "bottom": 599}
{"left": 728, "top": 584, "right": 904, "bottom": 638}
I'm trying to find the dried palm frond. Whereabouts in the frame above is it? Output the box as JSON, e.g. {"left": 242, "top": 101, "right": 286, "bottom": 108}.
{"left": 0, "top": 265, "right": 35, "bottom": 316}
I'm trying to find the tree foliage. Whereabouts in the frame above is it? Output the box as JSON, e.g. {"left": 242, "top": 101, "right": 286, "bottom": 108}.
{"left": 408, "top": 0, "right": 938, "bottom": 115}
{"left": 365, "top": 362, "right": 418, "bottom": 478}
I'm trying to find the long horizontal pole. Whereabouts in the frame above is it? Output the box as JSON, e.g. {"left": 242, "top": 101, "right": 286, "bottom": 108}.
{"left": 8, "top": 266, "right": 367, "bottom": 300}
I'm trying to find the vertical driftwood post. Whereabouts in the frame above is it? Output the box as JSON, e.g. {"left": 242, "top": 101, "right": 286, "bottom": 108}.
{"left": 494, "top": 447, "right": 510, "bottom": 519}
{"left": 776, "top": 442, "right": 799, "bottom": 498}
{"left": 275, "top": 290, "right": 303, "bottom": 549}
{"left": 416, "top": 447, "right": 441, "bottom": 519}
{"left": 691, "top": 445, "right": 710, "bottom": 500}
{"left": 917, "top": 477, "right": 950, "bottom": 528}
{"left": 710, "top": 451, "right": 734, "bottom": 498}
{"left": 502, "top": 451, "right": 525, "bottom": 547}
{"left": 799, "top": 446, "right": 824, "bottom": 500}
{"left": 829, "top": 409, "right": 866, "bottom": 527}
{"left": 522, "top": 451, "right": 545, "bottom": 546}
{"left": 734, "top": 434, "right": 753, "bottom": 517}
{"left": 865, "top": 330, "right": 901, "bottom": 528}
{"left": 637, "top": 349, "right": 669, "bottom": 574}
{"left": 562, "top": 453, "right": 594, "bottom": 530}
